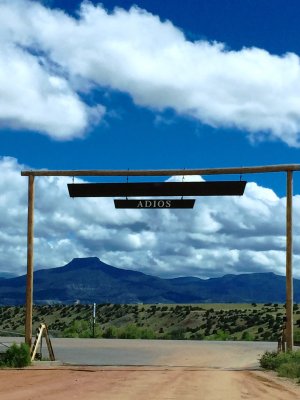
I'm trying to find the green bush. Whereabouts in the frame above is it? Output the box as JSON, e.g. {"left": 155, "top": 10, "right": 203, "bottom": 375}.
{"left": 259, "top": 351, "right": 279, "bottom": 369}
{"left": 102, "top": 324, "right": 156, "bottom": 339}
{"left": 277, "top": 362, "right": 300, "bottom": 379}
{"left": 168, "top": 327, "right": 185, "bottom": 340}
{"left": 190, "top": 332, "right": 204, "bottom": 340}
{"left": 118, "top": 324, "right": 140, "bottom": 339}
{"left": 1, "top": 343, "right": 31, "bottom": 368}
{"left": 139, "top": 328, "right": 155, "bottom": 339}
{"left": 63, "top": 320, "right": 102, "bottom": 338}
{"left": 259, "top": 350, "right": 300, "bottom": 379}
{"left": 209, "top": 330, "right": 230, "bottom": 341}
{"left": 241, "top": 331, "right": 254, "bottom": 341}
{"left": 117, "top": 324, "right": 156, "bottom": 339}
{"left": 103, "top": 326, "right": 117, "bottom": 338}
{"left": 294, "top": 330, "right": 300, "bottom": 342}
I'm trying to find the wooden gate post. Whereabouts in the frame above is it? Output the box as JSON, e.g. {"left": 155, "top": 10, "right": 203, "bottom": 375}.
{"left": 286, "top": 171, "right": 293, "bottom": 351}
{"left": 25, "top": 175, "right": 35, "bottom": 347}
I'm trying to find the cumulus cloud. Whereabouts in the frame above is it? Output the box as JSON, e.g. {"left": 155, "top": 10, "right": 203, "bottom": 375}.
{"left": 1, "top": 157, "right": 300, "bottom": 279}
{"left": 0, "top": 43, "right": 105, "bottom": 139}
{"left": 0, "top": 1, "right": 105, "bottom": 139}
{"left": 1, "top": 0, "right": 300, "bottom": 144}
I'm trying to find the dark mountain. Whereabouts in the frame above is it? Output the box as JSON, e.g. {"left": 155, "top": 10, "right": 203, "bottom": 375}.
{"left": 170, "top": 272, "right": 291, "bottom": 303}
{"left": 0, "top": 257, "right": 299, "bottom": 305}
{"left": 0, "top": 272, "right": 17, "bottom": 279}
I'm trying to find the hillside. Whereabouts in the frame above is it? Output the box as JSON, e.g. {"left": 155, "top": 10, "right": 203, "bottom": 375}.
{"left": 0, "top": 257, "right": 299, "bottom": 304}
{"left": 1, "top": 303, "right": 300, "bottom": 343}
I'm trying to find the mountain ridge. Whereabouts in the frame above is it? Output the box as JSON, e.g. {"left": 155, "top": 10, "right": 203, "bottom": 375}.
{"left": 0, "top": 257, "right": 298, "bottom": 305}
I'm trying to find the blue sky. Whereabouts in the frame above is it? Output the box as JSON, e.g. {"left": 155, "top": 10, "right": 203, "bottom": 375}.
{"left": 1, "top": 0, "right": 300, "bottom": 279}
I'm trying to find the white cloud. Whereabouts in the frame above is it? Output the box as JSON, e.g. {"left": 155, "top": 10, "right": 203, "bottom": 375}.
{"left": 0, "top": 1, "right": 300, "bottom": 144}
{"left": 1, "top": 156, "right": 300, "bottom": 279}
{"left": 0, "top": 1, "right": 105, "bottom": 139}
{"left": 0, "top": 43, "right": 104, "bottom": 139}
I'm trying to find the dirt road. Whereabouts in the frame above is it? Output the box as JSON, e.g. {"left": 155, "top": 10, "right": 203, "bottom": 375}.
{"left": 0, "top": 339, "right": 299, "bottom": 399}
{"left": 1, "top": 366, "right": 299, "bottom": 400}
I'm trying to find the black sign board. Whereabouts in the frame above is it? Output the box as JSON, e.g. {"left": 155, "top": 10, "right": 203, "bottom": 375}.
{"left": 114, "top": 199, "right": 195, "bottom": 209}
{"left": 68, "top": 181, "right": 246, "bottom": 198}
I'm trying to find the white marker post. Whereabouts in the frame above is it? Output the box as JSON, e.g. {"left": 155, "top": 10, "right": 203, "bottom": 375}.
{"left": 93, "top": 303, "right": 96, "bottom": 338}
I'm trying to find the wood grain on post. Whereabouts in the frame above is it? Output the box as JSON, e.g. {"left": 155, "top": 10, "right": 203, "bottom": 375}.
{"left": 25, "top": 175, "right": 34, "bottom": 348}
{"left": 286, "top": 171, "right": 293, "bottom": 351}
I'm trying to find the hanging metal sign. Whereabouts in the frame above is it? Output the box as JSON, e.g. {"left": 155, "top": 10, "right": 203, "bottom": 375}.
{"left": 68, "top": 181, "right": 246, "bottom": 198}
{"left": 114, "top": 199, "right": 195, "bottom": 209}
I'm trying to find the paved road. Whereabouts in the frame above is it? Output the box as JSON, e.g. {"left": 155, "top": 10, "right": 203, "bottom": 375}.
{"left": 53, "top": 339, "right": 277, "bottom": 367}
{"left": 1, "top": 336, "right": 277, "bottom": 367}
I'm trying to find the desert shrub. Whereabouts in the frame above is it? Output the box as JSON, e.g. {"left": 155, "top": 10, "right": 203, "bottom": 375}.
{"left": 259, "top": 350, "right": 300, "bottom": 379}
{"left": 139, "top": 328, "right": 155, "bottom": 339}
{"left": 102, "top": 326, "right": 117, "bottom": 338}
{"left": 117, "top": 324, "right": 156, "bottom": 339}
{"left": 294, "top": 331, "right": 300, "bottom": 341}
{"left": 241, "top": 331, "right": 254, "bottom": 341}
{"left": 277, "top": 362, "right": 300, "bottom": 379}
{"left": 209, "top": 330, "right": 230, "bottom": 341}
{"left": 259, "top": 351, "right": 279, "bottom": 369}
{"left": 190, "top": 332, "right": 204, "bottom": 340}
{"left": 168, "top": 327, "right": 185, "bottom": 340}
{"left": 118, "top": 324, "right": 140, "bottom": 339}
{"left": 63, "top": 320, "right": 101, "bottom": 338}
{"left": 204, "top": 329, "right": 211, "bottom": 337}
{"left": 1, "top": 343, "right": 31, "bottom": 368}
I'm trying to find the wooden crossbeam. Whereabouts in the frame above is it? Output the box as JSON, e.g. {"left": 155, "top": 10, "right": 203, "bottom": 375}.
{"left": 21, "top": 164, "right": 300, "bottom": 177}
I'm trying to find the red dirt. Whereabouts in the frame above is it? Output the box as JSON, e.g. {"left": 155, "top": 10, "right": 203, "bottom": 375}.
{"left": 1, "top": 339, "right": 300, "bottom": 399}
{"left": 1, "top": 366, "right": 299, "bottom": 400}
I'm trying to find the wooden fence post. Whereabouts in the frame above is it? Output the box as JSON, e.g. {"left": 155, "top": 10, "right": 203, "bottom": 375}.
{"left": 286, "top": 171, "right": 293, "bottom": 351}
{"left": 25, "top": 175, "right": 34, "bottom": 348}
